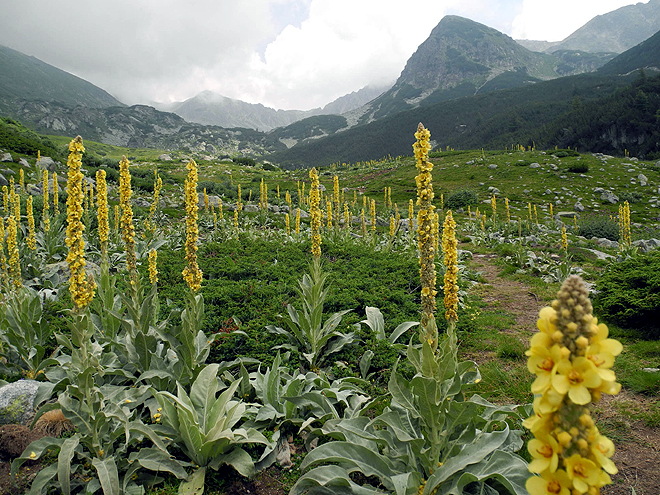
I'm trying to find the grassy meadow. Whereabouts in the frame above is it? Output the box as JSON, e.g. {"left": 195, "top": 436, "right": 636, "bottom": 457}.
{"left": 0, "top": 132, "right": 658, "bottom": 494}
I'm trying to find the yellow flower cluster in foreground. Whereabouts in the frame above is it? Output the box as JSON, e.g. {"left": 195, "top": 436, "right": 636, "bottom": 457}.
{"left": 65, "top": 136, "right": 95, "bottom": 309}
{"left": 96, "top": 170, "right": 109, "bottom": 249}
{"left": 525, "top": 275, "right": 622, "bottom": 495}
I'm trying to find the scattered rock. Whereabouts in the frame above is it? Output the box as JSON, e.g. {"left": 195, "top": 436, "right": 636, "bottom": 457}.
{"left": 638, "top": 174, "right": 648, "bottom": 186}
{"left": 574, "top": 202, "right": 585, "bottom": 212}
{"left": 243, "top": 205, "right": 259, "bottom": 213}
{"left": 530, "top": 163, "right": 541, "bottom": 169}
{"left": 488, "top": 164, "right": 497, "bottom": 170}
{"left": 0, "top": 153, "right": 12, "bottom": 162}
{"left": 600, "top": 191, "right": 618, "bottom": 204}
{"left": 0, "top": 380, "right": 39, "bottom": 426}
{"left": 158, "top": 154, "right": 173, "bottom": 161}
{"left": 592, "top": 238, "right": 619, "bottom": 249}
{"left": 38, "top": 157, "right": 57, "bottom": 171}
{"left": 18, "top": 158, "right": 30, "bottom": 168}
{"left": 0, "top": 173, "right": 7, "bottom": 187}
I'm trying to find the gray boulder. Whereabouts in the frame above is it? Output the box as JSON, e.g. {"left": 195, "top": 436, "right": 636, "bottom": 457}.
{"left": 574, "top": 202, "right": 585, "bottom": 212}
{"left": 243, "top": 205, "right": 259, "bottom": 213}
{"left": 530, "top": 163, "right": 541, "bottom": 169}
{"left": 0, "top": 380, "right": 39, "bottom": 425}
{"left": 18, "top": 158, "right": 30, "bottom": 168}
{"left": 39, "top": 157, "right": 57, "bottom": 171}
{"left": 638, "top": 174, "right": 648, "bottom": 186}
{"left": 0, "top": 173, "right": 7, "bottom": 187}
{"left": 600, "top": 191, "right": 618, "bottom": 204}
{"left": 159, "top": 154, "right": 173, "bottom": 161}
{"left": 0, "top": 153, "right": 12, "bottom": 162}
{"left": 488, "top": 164, "right": 497, "bottom": 170}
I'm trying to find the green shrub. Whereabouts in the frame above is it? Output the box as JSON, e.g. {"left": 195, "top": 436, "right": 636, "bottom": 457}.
{"left": 552, "top": 149, "right": 580, "bottom": 158}
{"left": 578, "top": 214, "right": 619, "bottom": 241}
{"left": 619, "top": 191, "right": 643, "bottom": 204}
{"left": 445, "top": 189, "right": 478, "bottom": 210}
{"left": 593, "top": 250, "right": 660, "bottom": 339}
{"left": 567, "top": 163, "right": 589, "bottom": 173}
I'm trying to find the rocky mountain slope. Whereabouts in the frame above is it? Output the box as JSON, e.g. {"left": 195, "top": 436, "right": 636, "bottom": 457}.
{"left": 350, "top": 16, "right": 611, "bottom": 125}
{"left": 517, "top": 0, "right": 660, "bottom": 53}
{"left": 10, "top": 100, "right": 285, "bottom": 156}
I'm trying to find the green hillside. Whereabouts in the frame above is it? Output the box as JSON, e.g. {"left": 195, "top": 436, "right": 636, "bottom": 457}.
{"left": 598, "top": 28, "right": 660, "bottom": 75}
{"left": 265, "top": 73, "right": 637, "bottom": 168}
{"left": 0, "top": 44, "right": 124, "bottom": 111}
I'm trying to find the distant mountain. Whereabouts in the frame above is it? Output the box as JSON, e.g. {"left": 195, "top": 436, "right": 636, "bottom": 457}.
{"left": 597, "top": 28, "right": 660, "bottom": 75}
{"left": 350, "top": 16, "right": 610, "bottom": 125}
{"left": 265, "top": 31, "right": 660, "bottom": 168}
{"left": 0, "top": 44, "right": 124, "bottom": 112}
{"left": 9, "top": 101, "right": 285, "bottom": 156}
{"left": 158, "top": 91, "right": 314, "bottom": 131}
{"left": 321, "top": 84, "right": 392, "bottom": 115}
{"left": 517, "top": 0, "right": 660, "bottom": 54}
{"left": 154, "top": 84, "right": 391, "bottom": 132}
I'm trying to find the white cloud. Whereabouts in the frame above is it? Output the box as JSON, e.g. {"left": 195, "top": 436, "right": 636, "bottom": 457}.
{"left": 512, "top": 0, "right": 649, "bottom": 41}
{"left": 242, "top": 0, "right": 449, "bottom": 109}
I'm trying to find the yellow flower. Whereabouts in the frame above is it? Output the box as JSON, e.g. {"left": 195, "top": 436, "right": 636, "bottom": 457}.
{"left": 528, "top": 435, "right": 560, "bottom": 473}
{"left": 590, "top": 434, "right": 617, "bottom": 475}
{"left": 29, "top": 452, "right": 37, "bottom": 459}
{"left": 526, "top": 470, "right": 572, "bottom": 495}
{"left": 552, "top": 357, "right": 601, "bottom": 405}
{"left": 527, "top": 344, "right": 563, "bottom": 394}
{"left": 564, "top": 454, "right": 600, "bottom": 493}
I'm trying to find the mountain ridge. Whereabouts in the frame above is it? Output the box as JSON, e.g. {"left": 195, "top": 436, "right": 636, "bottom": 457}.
{"left": 517, "top": 0, "right": 660, "bottom": 53}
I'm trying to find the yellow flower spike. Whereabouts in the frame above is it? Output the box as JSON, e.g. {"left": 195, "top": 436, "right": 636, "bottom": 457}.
{"left": 148, "top": 249, "right": 158, "bottom": 285}
{"left": 7, "top": 216, "right": 23, "bottom": 287}
{"left": 119, "top": 156, "right": 137, "bottom": 284}
{"left": 96, "top": 170, "right": 109, "bottom": 261}
{"left": 309, "top": 167, "right": 322, "bottom": 258}
{"left": 65, "top": 136, "right": 96, "bottom": 310}
{"left": 26, "top": 196, "right": 36, "bottom": 250}
{"left": 42, "top": 169, "right": 50, "bottom": 232}
{"left": 182, "top": 159, "right": 203, "bottom": 291}
{"left": 414, "top": 123, "right": 437, "bottom": 333}
{"left": 442, "top": 211, "right": 458, "bottom": 323}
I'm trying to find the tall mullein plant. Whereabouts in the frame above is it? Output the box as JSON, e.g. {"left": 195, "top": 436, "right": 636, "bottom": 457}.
{"left": 414, "top": 123, "right": 438, "bottom": 348}
{"left": 309, "top": 167, "right": 322, "bottom": 259}
{"left": 182, "top": 159, "right": 203, "bottom": 292}
{"left": 525, "top": 275, "right": 621, "bottom": 494}
{"left": 119, "top": 156, "right": 138, "bottom": 287}
{"left": 65, "top": 136, "right": 95, "bottom": 311}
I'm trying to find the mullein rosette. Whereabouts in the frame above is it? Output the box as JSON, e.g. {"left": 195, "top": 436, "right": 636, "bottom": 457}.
{"left": 525, "top": 275, "right": 622, "bottom": 495}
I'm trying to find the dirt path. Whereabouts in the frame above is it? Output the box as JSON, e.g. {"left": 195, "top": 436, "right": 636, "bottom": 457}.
{"left": 469, "top": 254, "right": 660, "bottom": 495}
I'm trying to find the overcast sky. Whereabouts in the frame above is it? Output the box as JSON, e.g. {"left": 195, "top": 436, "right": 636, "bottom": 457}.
{"left": 0, "top": 0, "right": 649, "bottom": 110}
